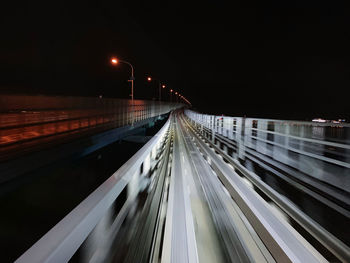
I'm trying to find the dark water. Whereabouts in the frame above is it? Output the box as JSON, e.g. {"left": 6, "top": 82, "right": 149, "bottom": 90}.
{"left": 0, "top": 117, "right": 167, "bottom": 263}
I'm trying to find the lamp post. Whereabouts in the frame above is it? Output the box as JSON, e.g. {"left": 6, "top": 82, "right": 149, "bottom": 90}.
{"left": 170, "top": 89, "right": 173, "bottom": 102}
{"left": 161, "top": 84, "right": 166, "bottom": 101}
{"left": 111, "top": 57, "right": 135, "bottom": 124}
{"left": 175, "top": 91, "right": 179, "bottom": 103}
{"left": 147, "top": 76, "right": 163, "bottom": 101}
{"left": 111, "top": 58, "right": 135, "bottom": 103}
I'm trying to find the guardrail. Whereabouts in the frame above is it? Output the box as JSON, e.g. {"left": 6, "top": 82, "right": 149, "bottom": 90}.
{"left": 185, "top": 110, "right": 350, "bottom": 193}
{"left": 181, "top": 114, "right": 328, "bottom": 263}
{"left": 15, "top": 113, "right": 172, "bottom": 263}
{"left": 185, "top": 109, "right": 350, "bottom": 262}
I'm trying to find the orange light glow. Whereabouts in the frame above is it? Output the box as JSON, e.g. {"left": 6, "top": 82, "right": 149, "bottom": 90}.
{"left": 162, "top": 85, "right": 166, "bottom": 88}
{"left": 175, "top": 92, "right": 178, "bottom": 95}
{"left": 111, "top": 58, "right": 118, "bottom": 64}
{"left": 147, "top": 77, "right": 152, "bottom": 81}
{"left": 170, "top": 89, "right": 173, "bottom": 92}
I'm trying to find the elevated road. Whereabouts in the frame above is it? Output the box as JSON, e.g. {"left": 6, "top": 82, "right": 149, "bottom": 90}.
{"left": 0, "top": 95, "right": 182, "bottom": 183}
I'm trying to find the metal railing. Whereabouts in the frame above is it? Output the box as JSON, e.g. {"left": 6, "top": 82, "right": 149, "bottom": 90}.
{"left": 185, "top": 109, "right": 350, "bottom": 262}
{"left": 181, "top": 114, "right": 327, "bottom": 263}
{"left": 15, "top": 111, "right": 173, "bottom": 263}
{"left": 185, "top": 110, "right": 350, "bottom": 193}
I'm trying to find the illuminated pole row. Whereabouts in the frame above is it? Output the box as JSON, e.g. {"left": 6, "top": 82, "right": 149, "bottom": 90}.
{"left": 111, "top": 57, "right": 191, "bottom": 106}
{"left": 147, "top": 76, "right": 186, "bottom": 104}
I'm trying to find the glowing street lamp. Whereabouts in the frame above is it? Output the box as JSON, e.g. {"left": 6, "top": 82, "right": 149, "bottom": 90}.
{"left": 147, "top": 76, "right": 164, "bottom": 101}
{"left": 170, "top": 89, "right": 173, "bottom": 102}
{"left": 175, "top": 91, "right": 179, "bottom": 102}
{"left": 110, "top": 57, "right": 135, "bottom": 103}
{"left": 111, "top": 57, "right": 136, "bottom": 124}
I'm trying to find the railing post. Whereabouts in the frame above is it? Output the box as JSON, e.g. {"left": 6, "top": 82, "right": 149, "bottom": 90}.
{"left": 237, "top": 117, "right": 246, "bottom": 160}
{"left": 212, "top": 116, "right": 216, "bottom": 144}
{"left": 257, "top": 120, "right": 268, "bottom": 154}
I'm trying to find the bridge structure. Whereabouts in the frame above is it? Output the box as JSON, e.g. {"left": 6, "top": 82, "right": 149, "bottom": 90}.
{"left": 0, "top": 95, "right": 349, "bottom": 263}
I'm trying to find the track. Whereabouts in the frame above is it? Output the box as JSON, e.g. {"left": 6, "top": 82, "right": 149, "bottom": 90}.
{"left": 109, "top": 111, "right": 338, "bottom": 263}
{"left": 16, "top": 110, "right": 350, "bottom": 263}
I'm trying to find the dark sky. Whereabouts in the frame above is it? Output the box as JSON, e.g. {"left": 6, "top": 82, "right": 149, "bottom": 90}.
{"left": 1, "top": 1, "right": 349, "bottom": 120}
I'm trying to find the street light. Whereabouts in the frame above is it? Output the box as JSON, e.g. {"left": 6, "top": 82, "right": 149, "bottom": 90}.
{"left": 147, "top": 76, "right": 163, "bottom": 101}
{"left": 170, "top": 89, "right": 173, "bottom": 102}
{"left": 111, "top": 57, "right": 135, "bottom": 124}
{"left": 111, "top": 57, "right": 135, "bottom": 103}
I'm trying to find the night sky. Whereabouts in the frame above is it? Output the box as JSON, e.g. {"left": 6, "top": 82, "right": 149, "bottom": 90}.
{"left": 1, "top": 1, "right": 349, "bottom": 120}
